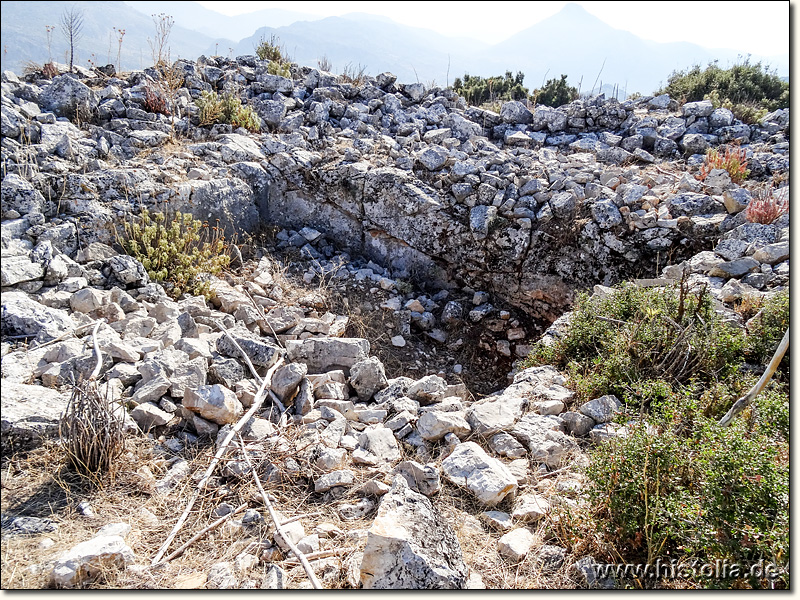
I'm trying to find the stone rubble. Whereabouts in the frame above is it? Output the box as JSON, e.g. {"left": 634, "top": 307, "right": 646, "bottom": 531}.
{"left": 0, "top": 52, "right": 789, "bottom": 590}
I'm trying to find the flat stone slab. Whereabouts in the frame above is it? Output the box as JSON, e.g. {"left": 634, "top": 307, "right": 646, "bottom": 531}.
{"left": 1, "top": 382, "right": 71, "bottom": 453}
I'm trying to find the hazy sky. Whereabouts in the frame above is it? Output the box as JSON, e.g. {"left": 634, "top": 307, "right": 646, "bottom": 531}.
{"left": 194, "top": 1, "right": 790, "bottom": 57}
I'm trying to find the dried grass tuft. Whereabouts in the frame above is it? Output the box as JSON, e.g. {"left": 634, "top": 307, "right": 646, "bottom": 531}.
{"left": 58, "top": 378, "right": 126, "bottom": 486}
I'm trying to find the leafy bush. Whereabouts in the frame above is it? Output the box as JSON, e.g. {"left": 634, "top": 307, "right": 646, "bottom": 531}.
{"left": 698, "top": 143, "right": 750, "bottom": 184}
{"left": 195, "top": 90, "right": 223, "bottom": 125}
{"left": 531, "top": 74, "right": 578, "bottom": 108}
{"left": 704, "top": 90, "right": 768, "bottom": 125}
{"left": 528, "top": 281, "right": 789, "bottom": 586}
{"left": 744, "top": 290, "right": 789, "bottom": 368}
{"left": 452, "top": 71, "right": 528, "bottom": 107}
{"left": 267, "top": 60, "right": 291, "bottom": 78}
{"left": 523, "top": 281, "right": 745, "bottom": 405}
{"left": 117, "top": 207, "right": 231, "bottom": 299}
{"left": 255, "top": 33, "right": 284, "bottom": 62}
{"left": 194, "top": 91, "right": 261, "bottom": 131}
{"left": 589, "top": 400, "right": 789, "bottom": 579}
{"left": 255, "top": 34, "right": 291, "bottom": 78}
{"left": 656, "top": 58, "right": 788, "bottom": 111}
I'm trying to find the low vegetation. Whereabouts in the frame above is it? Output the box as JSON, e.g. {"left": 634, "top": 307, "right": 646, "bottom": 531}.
{"left": 531, "top": 74, "right": 579, "bottom": 108}
{"left": 255, "top": 34, "right": 292, "bottom": 78}
{"left": 524, "top": 282, "right": 789, "bottom": 587}
{"left": 656, "top": 58, "right": 788, "bottom": 114}
{"left": 745, "top": 186, "right": 789, "bottom": 225}
{"left": 194, "top": 90, "right": 261, "bottom": 131}
{"left": 116, "top": 207, "right": 231, "bottom": 299}
{"left": 698, "top": 143, "right": 750, "bottom": 184}
{"left": 452, "top": 71, "right": 528, "bottom": 107}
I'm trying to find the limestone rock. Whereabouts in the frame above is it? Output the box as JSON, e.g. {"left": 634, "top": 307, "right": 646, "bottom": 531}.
{"left": 183, "top": 384, "right": 244, "bottom": 425}
{"left": 360, "top": 476, "right": 468, "bottom": 589}
{"left": 441, "top": 441, "right": 517, "bottom": 506}
{"left": 285, "top": 338, "right": 369, "bottom": 374}
{"left": 51, "top": 535, "right": 135, "bottom": 588}
{"left": 497, "top": 528, "right": 535, "bottom": 562}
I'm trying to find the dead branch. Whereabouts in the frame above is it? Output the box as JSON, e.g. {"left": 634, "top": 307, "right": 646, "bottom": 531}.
{"left": 238, "top": 432, "right": 322, "bottom": 589}
{"left": 151, "top": 358, "right": 284, "bottom": 565}
{"left": 212, "top": 319, "right": 263, "bottom": 384}
{"left": 213, "top": 317, "right": 288, "bottom": 415}
{"left": 282, "top": 549, "right": 349, "bottom": 565}
{"left": 26, "top": 318, "right": 106, "bottom": 351}
{"left": 152, "top": 503, "right": 248, "bottom": 567}
{"left": 281, "top": 512, "right": 323, "bottom": 527}
{"left": 243, "top": 288, "right": 286, "bottom": 350}
{"left": 718, "top": 327, "right": 789, "bottom": 427}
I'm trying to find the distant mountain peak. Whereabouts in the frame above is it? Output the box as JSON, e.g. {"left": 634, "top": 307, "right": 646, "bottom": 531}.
{"left": 549, "top": 2, "right": 604, "bottom": 24}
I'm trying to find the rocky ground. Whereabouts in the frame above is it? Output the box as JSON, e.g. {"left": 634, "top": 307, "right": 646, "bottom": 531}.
{"left": 0, "top": 55, "right": 789, "bottom": 589}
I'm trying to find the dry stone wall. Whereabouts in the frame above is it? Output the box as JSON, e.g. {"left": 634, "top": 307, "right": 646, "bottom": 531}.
{"left": 0, "top": 57, "right": 789, "bottom": 323}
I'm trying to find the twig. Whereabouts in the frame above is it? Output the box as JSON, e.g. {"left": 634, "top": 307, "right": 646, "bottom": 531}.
{"left": 88, "top": 320, "right": 104, "bottom": 380}
{"left": 718, "top": 327, "right": 789, "bottom": 427}
{"left": 654, "top": 165, "right": 680, "bottom": 179}
{"left": 243, "top": 288, "right": 285, "bottom": 350}
{"left": 213, "top": 317, "right": 287, "bottom": 414}
{"left": 152, "top": 503, "right": 248, "bottom": 567}
{"left": 282, "top": 548, "right": 347, "bottom": 565}
{"left": 595, "top": 315, "right": 628, "bottom": 326}
{"left": 238, "top": 432, "right": 323, "bottom": 589}
{"left": 212, "top": 319, "right": 263, "bottom": 384}
{"left": 280, "top": 512, "right": 323, "bottom": 527}
{"left": 151, "top": 358, "right": 284, "bottom": 565}
{"left": 24, "top": 318, "right": 106, "bottom": 351}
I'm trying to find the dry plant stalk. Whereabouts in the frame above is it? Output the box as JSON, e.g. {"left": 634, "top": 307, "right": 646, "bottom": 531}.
{"left": 237, "top": 433, "right": 322, "bottom": 589}
{"left": 58, "top": 320, "right": 126, "bottom": 483}
{"left": 153, "top": 503, "right": 248, "bottom": 566}
{"left": 151, "top": 358, "right": 284, "bottom": 565}
{"left": 745, "top": 186, "right": 789, "bottom": 224}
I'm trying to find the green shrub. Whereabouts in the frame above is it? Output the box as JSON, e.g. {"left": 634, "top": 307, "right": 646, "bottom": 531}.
{"left": 523, "top": 281, "right": 745, "bottom": 405}
{"left": 705, "top": 90, "right": 768, "bottom": 125}
{"left": 589, "top": 402, "right": 789, "bottom": 579}
{"left": 744, "top": 290, "right": 789, "bottom": 368}
{"left": 528, "top": 280, "right": 789, "bottom": 586}
{"left": 657, "top": 58, "right": 788, "bottom": 111}
{"left": 267, "top": 60, "right": 291, "bottom": 78}
{"left": 452, "top": 71, "right": 528, "bottom": 107}
{"left": 531, "top": 74, "right": 578, "bottom": 108}
{"left": 255, "top": 34, "right": 284, "bottom": 63}
{"left": 117, "top": 207, "right": 231, "bottom": 299}
{"left": 195, "top": 90, "right": 223, "bottom": 125}
{"left": 194, "top": 91, "right": 261, "bottom": 131}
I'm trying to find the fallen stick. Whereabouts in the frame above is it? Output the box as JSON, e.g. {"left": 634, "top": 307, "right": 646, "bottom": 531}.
{"left": 243, "top": 288, "right": 286, "bottom": 350}
{"left": 213, "top": 319, "right": 264, "bottom": 384}
{"left": 282, "top": 549, "right": 348, "bottom": 565}
{"left": 280, "top": 512, "right": 323, "bottom": 527}
{"left": 214, "top": 318, "right": 288, "bottom": 414}
{"left": 238, "top": 433, "right": 322, "bottom": 589}
{"left": 152, "top": 503, "right": 248, "bottom": 567}
{"left": 25, "top": 318, "right": 106, "bottom": 351}
{"left": 718, "top": 327, "right": 789, "bottom": 427}
{"left": 151, "top": 358, "right": 284, "bottom": 565}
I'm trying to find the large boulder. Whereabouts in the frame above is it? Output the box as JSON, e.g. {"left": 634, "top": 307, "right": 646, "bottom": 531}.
{"left": 40, "top": 74, "right": 99, "bottom": 119}
{"left": 360, "top": 476, "right": 468, "bottom": 589}
{"left": 285, "top": 338, "right": 369, "bottom": 374}
{"left": 1, "top": 291, "right": 74, "bottom": 343}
